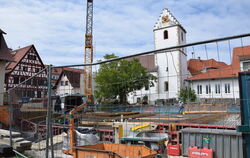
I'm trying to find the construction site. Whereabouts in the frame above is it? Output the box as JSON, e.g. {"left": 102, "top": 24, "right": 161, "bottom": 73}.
{"left": 0, "top": 0, "right": 250, "bottom": 158}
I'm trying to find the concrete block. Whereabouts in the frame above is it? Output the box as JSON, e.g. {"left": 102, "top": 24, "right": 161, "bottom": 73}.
{"left": 0, "top": 129, "right": 21, "bottom": 137}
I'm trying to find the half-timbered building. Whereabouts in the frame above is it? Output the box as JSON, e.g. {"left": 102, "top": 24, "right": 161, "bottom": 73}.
{"left": 5, "top": 45, "right": 47, "bottom": 99}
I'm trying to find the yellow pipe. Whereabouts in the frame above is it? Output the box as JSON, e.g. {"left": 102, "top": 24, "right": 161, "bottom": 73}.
{"left": 184, "top": 111, "right": 227, "bottom": 114}
{"left": 131, "top": 123, "right": 150, "bottom": 131}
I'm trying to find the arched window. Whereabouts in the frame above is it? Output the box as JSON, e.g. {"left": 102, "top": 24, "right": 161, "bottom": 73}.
{"left": 164, "top": 81, "right": 169, "bottom": 91}
{"left": 164, "top": 30, "right": 168, "bottom": 39}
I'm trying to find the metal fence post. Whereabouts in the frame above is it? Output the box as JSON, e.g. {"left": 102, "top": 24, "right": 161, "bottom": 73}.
{"left": 45, "top": 65, "right": 54, "bottom": 158}
{"left": 8, "top": 91, "right": 13, "bottom": 147}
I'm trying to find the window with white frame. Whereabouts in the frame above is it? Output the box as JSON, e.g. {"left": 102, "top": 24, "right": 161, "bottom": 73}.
{"left": 215, "top": 84, "right": 221, "bottom": 94}
{"left": 225, "top": 83, "right": 230, "bottom": 93}
{"left": 243, "top": 61, "right": 250, "bottom": 71}
{"left": 197, "top": 85, "right": 202, "bottom": 94}
{"left": 206, "top": 85, "right": 211, "bottom": 94}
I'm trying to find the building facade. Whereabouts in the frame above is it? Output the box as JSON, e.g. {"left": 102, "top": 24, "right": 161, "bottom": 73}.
{"left": 0, "top": 29, "right": 13, "bottom": 105}
{"left": 186, "top": 46, "right": 250, "bottom": 104}
{"left": 5, "top": 45, "right": 47, "bottom": 99}
{"left": 127, "top": 9, "right": 188, "bottom": 104}
{"left": 54, "top": 69, "right": 82, "bottom": 96}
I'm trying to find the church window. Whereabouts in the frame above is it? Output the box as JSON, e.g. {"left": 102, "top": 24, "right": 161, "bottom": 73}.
{"left": 164, "top": 30, "right": 168, "bottom": 39}
{"left": 181, "top": 32, "right": 184, "bottom": 41}
{"left": 164, "top": 81, "right": 169, "bottom": 91}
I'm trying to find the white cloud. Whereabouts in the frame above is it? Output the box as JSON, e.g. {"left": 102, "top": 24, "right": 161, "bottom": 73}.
{"left": 0, "top": 0, "right": 250, "bottom": 66}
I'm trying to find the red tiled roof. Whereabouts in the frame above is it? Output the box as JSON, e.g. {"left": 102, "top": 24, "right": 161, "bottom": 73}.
{"left": 6, "top": 45, "right": 33, "bottom": 72}
{"left": 188, "top": 59, "right": 227, "bottom": 76}
{"left": 186, "top": 45, "right": 250, "bottom": 81}
{"left": 186, "top": 65, "right": 237, "bottom": 80}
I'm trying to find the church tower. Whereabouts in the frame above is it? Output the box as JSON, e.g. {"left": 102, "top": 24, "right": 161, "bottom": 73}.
{"left": 154, "top": 9, "right": 188, "bottom": 100}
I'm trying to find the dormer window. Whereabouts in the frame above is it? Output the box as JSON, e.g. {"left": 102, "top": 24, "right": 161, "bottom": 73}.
{"left": 242, "top": 61, "right": 250, "bottom": 71}
{"left": 164, "top": 30, "right": 168, "bottom": 39}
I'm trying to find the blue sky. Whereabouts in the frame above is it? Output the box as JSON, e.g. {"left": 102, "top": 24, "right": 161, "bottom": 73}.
{"left": 0, "top": 0, "right": 250, "bottom": 65}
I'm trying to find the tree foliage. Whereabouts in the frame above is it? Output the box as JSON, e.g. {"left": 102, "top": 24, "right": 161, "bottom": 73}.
{"left": 178, "top": 87, "right": 197, "bottom": 103}
{"left": 94, "top": 54, "right": 157, "bottom": 104}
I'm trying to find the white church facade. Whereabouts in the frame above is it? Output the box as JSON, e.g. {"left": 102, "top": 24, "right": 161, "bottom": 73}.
{"left": 127, "top": 9, "right": 188, "bottom": 104}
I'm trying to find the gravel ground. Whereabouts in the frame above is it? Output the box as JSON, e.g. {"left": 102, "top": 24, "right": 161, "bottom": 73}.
{"left": 211, "top": 113, "right": 241, "bottom": 126}
{"left": 25, "top": 149, "right": 73, "bottom": 158}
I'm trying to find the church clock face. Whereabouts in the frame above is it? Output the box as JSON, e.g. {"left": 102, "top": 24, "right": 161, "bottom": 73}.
{"left": 162, "top": 15, "right": 169, "bottom": 23}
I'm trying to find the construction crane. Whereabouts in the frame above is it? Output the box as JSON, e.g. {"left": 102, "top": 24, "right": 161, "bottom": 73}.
{"left": 62, "top": 1, "right": 94, "bottom": 155}
{"left": 84, "top": 0, "right": 94, "bottom": 103}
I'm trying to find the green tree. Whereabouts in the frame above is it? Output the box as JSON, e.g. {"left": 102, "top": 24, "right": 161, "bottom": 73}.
{"left": 178, "top": 87, "right": 197, "bottom": 103}
{"left": 94, "top": 54, "right": 157, "bottom": 104}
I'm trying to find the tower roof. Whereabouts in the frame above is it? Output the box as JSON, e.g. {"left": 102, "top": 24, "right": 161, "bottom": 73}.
{"left": 154, "top": 8, "right": 186, "bottom": 32}
{"left": 0, "top": 29, "right": 13, "bottom": 62}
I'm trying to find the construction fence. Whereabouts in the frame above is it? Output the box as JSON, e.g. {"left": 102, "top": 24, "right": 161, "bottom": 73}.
{"left": 2, "top": 33, "right": 250, "bottom": 157}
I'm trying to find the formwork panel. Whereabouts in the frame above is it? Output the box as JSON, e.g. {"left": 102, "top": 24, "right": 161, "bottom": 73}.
{"left": 224, "top": 135, "right": 230, "bottom": 158}
{"left": 181, "top": 128, "right": 243, "bottom": 158}
{"left": 215, "top": 135, "right": 223, "bottom": 158}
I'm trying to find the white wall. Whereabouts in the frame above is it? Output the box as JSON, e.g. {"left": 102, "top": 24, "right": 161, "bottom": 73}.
{"left": 0, "top": 61, "right": 6, "bottom": 105}
{"left": 188, "top": 78, "right": 239, "bottom": 99}
{"left": 156, "top": 51, "right": 179, "bottom": 99}
{"left": 154, "top": 26, "right": 180, "bottom": 49}
{"left": 127, "top": 72, "right": 158, "bottom": 104}
{"left": 154, "top": 25, "right": 187, "bottom": 100}
{"left": 56, "top": 75, "right": 80, "bottom": 96}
